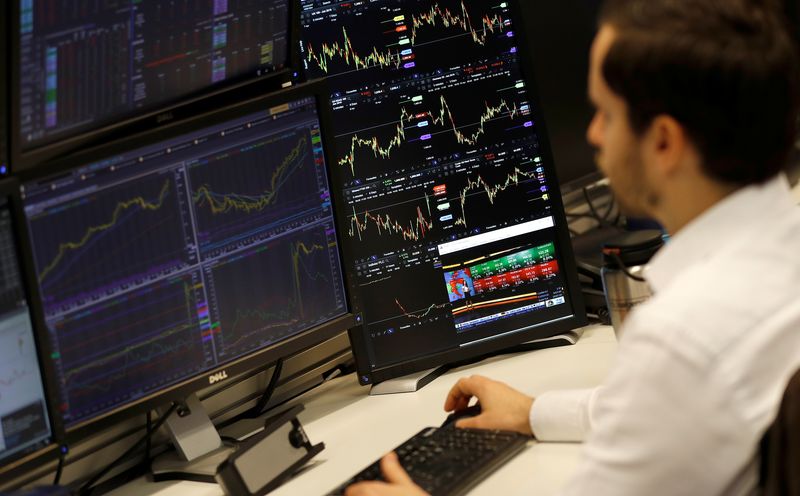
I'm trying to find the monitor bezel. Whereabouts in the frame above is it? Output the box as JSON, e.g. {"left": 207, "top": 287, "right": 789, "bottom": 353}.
{"left": 0, "top": 176, "right": 64, "bottom": 481}
{"left": 14, "top": 80, "right": 356, "bottom": 442}
{"left": 9, "top": 0, "right": 303, "bottom": 172}
{"left": 314, "top": 0, "right": 588, "bottom": 385}
{"left": 1, "top": 1, "right": 9, "bottom": 176}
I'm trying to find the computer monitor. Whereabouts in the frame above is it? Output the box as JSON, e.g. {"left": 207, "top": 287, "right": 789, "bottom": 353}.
{"left": 299, "top": 0, "right": 587, "bottom": 387}
{"left": 17, "top": 81, "right": 353, "bottom": 443}
{"left": 0, "top": 178, "right": 58, "bottom": 479}
{"left": 11, "top": 0, "right": 297, "bottom": 169}
{"left": 1, "top": 6, "right": 9, "bottom": 176}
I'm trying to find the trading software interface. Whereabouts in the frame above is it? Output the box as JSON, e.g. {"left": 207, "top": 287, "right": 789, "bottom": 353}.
{"left": 18, "top": 0, "right": 290, "bottom": 149}
{"left": 300, "top": 0, "right": 576, "bottom": 373}
{"left": 21, "top": 97, "right": 347, "bottom": 427}
{"left": 0, "top": 199, "right": 52, "bottom": 463}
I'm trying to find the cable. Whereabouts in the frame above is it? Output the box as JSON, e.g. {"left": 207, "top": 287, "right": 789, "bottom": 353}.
{"left": 142, "top": 411, "right": 153, "bottom": 472}
{"left": 601, "top": 194, "right": 617, "bottom": 223}
{"left": 610, "top": 252, "right": 647, "bottom": 283}
{"left": 77, "top": 403, "right": 178, "bottom": 495}
{"left": 583, "top": 186, "right": 609, "bottom": 227}
{"left": 53, "top": 444, "right": 68, "bottom": 485}
{"left": 582, "top": 186, "right": 621, "bottom": 228}
{"left": 244, "top": 358, "right": 284, "bottom": 419}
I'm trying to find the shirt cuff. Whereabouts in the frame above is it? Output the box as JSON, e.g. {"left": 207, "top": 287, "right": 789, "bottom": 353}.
{"left": 529, "top": 388, "right": 597, "bottom": 442}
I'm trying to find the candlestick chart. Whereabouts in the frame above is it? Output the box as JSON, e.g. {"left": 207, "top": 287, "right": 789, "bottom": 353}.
{"left": 301, "top": 0, "right": 511, "bottom": 81}
{"left": 337, "top": 93, "right": 523, "bottom": 178}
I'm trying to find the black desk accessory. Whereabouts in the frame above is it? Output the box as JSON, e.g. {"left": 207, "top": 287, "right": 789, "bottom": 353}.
{"left": 216, "top": 405, "right": 324, "bottom": 496}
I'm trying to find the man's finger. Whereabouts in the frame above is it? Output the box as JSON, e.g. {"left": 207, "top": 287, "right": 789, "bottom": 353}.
{"left": 455, "top": 416, "right": 483, "bottom": 430}
{"left": 344, "top": 481, "right": 375, "bottom": 496}
{"left": 444, "top": 376, "right": 482, "bottom": 411}
{"left": 380, "top": 452, "right": 414, "bottom": 485}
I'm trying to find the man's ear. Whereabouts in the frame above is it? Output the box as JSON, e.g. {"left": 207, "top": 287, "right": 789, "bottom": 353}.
{"left": 644, "top": 115, "right": 689, "bottom": 178}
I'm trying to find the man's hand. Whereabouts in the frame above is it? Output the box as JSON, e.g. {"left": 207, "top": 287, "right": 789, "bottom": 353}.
{"left": 444, "top": 375, "right": 534, "bottom": 435}
{"left": 344, "top": 452, "right": 429, "bottom": 496}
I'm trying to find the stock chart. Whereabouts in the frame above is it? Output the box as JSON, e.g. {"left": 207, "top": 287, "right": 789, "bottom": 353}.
{"left": 22, "top": 97, "right": 347, "bottom": 426}
{"left": 27, "top": 173, "right": 193, "bottom": 314}
{"left": 301, "top": 0, "right": 575, "bottom": 370}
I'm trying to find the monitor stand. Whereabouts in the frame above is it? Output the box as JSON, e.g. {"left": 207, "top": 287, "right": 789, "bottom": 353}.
{"left": 368, "top": 329, "right": 584, "bottom": 396}
{"left": 151, "top": 394, "right": 234, "bottom": 483}
{"left": 369, "top": 366, "right": 448, "bottom": 395}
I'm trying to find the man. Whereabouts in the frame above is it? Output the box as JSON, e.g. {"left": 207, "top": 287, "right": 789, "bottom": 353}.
{"left": 346, "top": 0, "right": 800, "bottom": 494}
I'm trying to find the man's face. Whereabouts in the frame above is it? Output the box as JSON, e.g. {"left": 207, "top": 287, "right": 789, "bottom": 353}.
{"left": 586, "top": 26, "right": 657, "bottom": 217}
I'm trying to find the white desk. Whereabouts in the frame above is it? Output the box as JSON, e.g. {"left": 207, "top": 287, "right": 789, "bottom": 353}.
{"left": 110, "top": 325, "right": 617, "bottom": 496}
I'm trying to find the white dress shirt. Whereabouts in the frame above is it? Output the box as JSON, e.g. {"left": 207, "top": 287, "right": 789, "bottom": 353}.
{"left": 529, "top": 175, "right": 800, "bottom": 495}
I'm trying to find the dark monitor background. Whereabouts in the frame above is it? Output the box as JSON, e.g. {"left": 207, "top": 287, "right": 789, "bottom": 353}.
{"left": 17, "top": 82, "right": 352, "bottom": 436}
{"left": 518, "top": 1, "right": 602, "bottom": 194}
{"left": 299, "top": 0, "right": 587, "bottom": 385}
{"left": 0, "top": 180, "right": 56, "bottom": 476}
{"left": 12, "top": 0, "right": 296, "bottom": 169}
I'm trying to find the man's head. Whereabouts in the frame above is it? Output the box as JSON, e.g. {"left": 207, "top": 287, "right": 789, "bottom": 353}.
{"left": 587, "top": 0, "right": 799, "bottom": 229}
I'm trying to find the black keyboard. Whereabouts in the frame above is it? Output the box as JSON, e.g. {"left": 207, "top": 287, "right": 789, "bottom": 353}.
{"left": 328, "top": 426, "right": 529, "bottom": 496}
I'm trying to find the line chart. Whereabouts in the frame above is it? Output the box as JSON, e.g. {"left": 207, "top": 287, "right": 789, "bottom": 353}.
{"left": 188, "top": 130, "right": 323, "bottom": 254}
{"left": 304, "top": 1, "right": 505, "bottom": 74}
{"left": 394, "top": 298, "right": 449, "bottom": 320}
{"left": 192, "top": 135, "right": 309, "bottom": 215}
{"left": 37, "top": 179, "right": 171, "bottom": 284}
{"left": 54, "top": 276, "right": 209, "bottom": 420}
{"left": 211, "top": 226, "right": 344, "bottom": 358}
{"left": 338, "top": 95, "right": 519, "bottom": 176}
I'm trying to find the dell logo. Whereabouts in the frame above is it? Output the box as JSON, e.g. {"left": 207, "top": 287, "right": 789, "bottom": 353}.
{"left": 208, "top": 371, "right": 228, "bottom": 385}
{"left": 156, "top": 112, "right": 174, "bottom": 124}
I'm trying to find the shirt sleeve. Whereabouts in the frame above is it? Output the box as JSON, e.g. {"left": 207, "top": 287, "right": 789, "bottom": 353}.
{"left": 530, "top": 388, "right": 598, "bottom": 442}
{"left": 554, "top": 321, "right": 756, "bottom": 496}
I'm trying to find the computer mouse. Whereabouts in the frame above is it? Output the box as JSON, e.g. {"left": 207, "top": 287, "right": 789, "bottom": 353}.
{"left": 441, "top": 403, "right": 482, "bottom": 428}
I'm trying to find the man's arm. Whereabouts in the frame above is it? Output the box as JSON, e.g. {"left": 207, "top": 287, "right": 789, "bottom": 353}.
{"left": 557, "top": 329, "right": 752, "bottom": 496}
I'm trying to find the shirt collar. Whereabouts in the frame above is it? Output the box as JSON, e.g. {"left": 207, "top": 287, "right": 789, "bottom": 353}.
{"left": 645, "top": 174, "right": 795, "bottom": 292}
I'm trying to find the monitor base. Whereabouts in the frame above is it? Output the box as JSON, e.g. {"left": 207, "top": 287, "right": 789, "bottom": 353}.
{"left": 369, "top": 366, "right": 448, "bottom": 395}
{"left": 369, "top": 329, "right": 585, "bottom": 396}
{"left": 151, "top": 445, "right": 234, "bottom": 483}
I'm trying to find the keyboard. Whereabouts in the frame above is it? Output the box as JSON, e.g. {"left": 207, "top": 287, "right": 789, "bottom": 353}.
{"left": 328, "top": 426, "right": 529, "bottom": 496}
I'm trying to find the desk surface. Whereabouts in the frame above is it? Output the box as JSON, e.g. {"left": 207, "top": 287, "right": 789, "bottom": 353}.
{"left": 109, "top": 325, "right": 617, "bottom": 496}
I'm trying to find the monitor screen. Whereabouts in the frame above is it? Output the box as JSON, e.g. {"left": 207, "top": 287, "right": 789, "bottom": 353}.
{"left": 21, "top": 90, "right": 349, "bottom": 429}
{"left": 300, "top": 0, "right": 586, "bottom": 383}
{"left": 0, "top": 191, "right": 53, "bottom": 466}
{"left": 16, "top": 0, "right": 291, "bottom": 152}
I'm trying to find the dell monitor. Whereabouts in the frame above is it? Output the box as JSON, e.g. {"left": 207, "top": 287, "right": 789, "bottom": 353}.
{"left": 12, "top": 0, "right": 296, "bottom": 169}
{"left": 0, "top": 179, "right": 58, "bottom": 480}
{"left": 299, "top": 0, "right": 587, "bottom": 389}
{"left": 17, "top": 81, "right": 353, "bottom": 470}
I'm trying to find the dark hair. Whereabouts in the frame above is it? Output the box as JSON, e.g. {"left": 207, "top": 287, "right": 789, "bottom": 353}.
{"left": 599, "top": 0, "right": 800, "bottom": 185}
